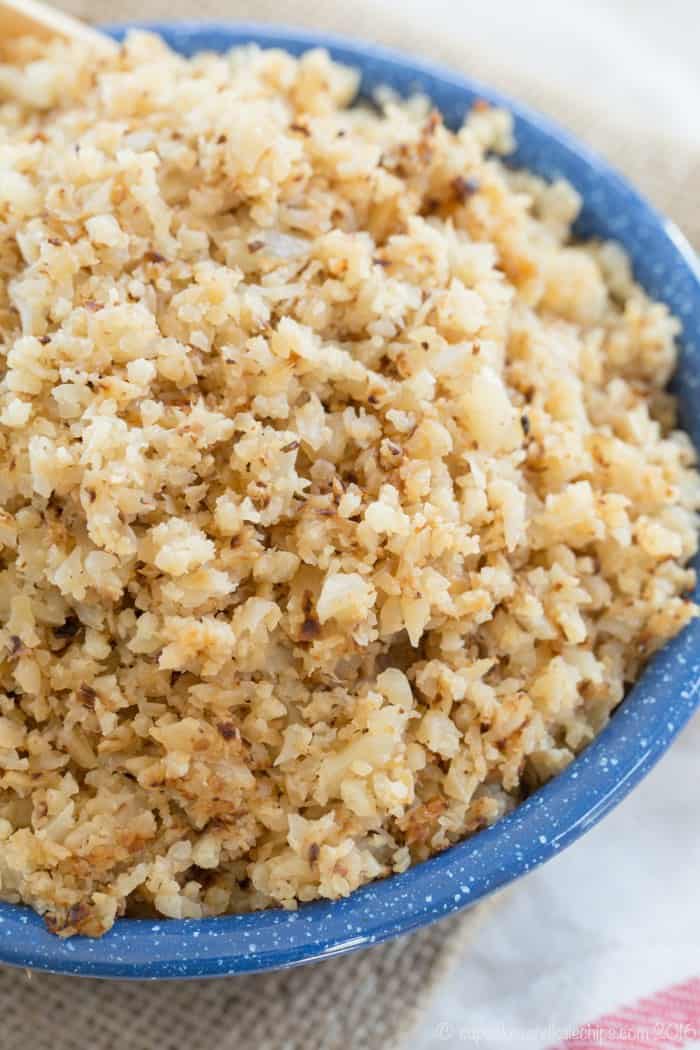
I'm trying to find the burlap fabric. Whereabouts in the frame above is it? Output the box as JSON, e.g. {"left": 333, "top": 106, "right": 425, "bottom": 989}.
{"left": 0, "top": 3, "right": 696, "bottom": 1048}
{"left": 0, "top": 904, "right": 497, "bottom": 1050}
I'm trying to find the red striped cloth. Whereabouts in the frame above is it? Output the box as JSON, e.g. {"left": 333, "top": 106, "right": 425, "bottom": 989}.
{"left": 549, "top": 978, "right": 700, "bottom": 1050}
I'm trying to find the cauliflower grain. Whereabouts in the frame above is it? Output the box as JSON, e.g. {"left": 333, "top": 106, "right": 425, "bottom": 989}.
{"left": 0, "top": 31, "right": 696, "bottom": 938}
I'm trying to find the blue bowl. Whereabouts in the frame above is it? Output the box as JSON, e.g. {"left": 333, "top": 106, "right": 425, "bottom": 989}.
{"left": 2, "top": 22, "right": 698, "bottom": 979}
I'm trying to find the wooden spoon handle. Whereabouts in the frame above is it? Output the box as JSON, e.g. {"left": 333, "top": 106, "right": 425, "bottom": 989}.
{"left": 0, "top": 0, "right": 117, "bottom": 54}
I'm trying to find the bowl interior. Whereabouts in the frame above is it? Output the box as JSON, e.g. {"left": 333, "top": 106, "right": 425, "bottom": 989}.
{"left": 0, "top": 21, "right": 698, "bottom": 979}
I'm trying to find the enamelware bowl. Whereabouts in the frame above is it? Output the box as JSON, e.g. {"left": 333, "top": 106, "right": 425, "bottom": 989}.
{"left": 1, "top": 21, "right": 698, "bottom": 979}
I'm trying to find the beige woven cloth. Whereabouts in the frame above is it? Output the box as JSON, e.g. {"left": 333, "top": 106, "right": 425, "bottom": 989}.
{"left": 0, "top": 905, "right": 497, "bottom": 1050}
{"left": 1, "top": 3, "right": 697, "bottom": 1048}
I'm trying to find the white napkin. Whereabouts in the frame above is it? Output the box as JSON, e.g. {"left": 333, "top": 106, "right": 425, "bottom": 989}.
{"left": 414, "top": 712, "right": 700, "bottom": 1048}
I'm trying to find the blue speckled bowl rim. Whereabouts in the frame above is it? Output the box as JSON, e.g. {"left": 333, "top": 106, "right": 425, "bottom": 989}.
{"left": 1, "top": 21, "right": 698, "bottom": 979}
